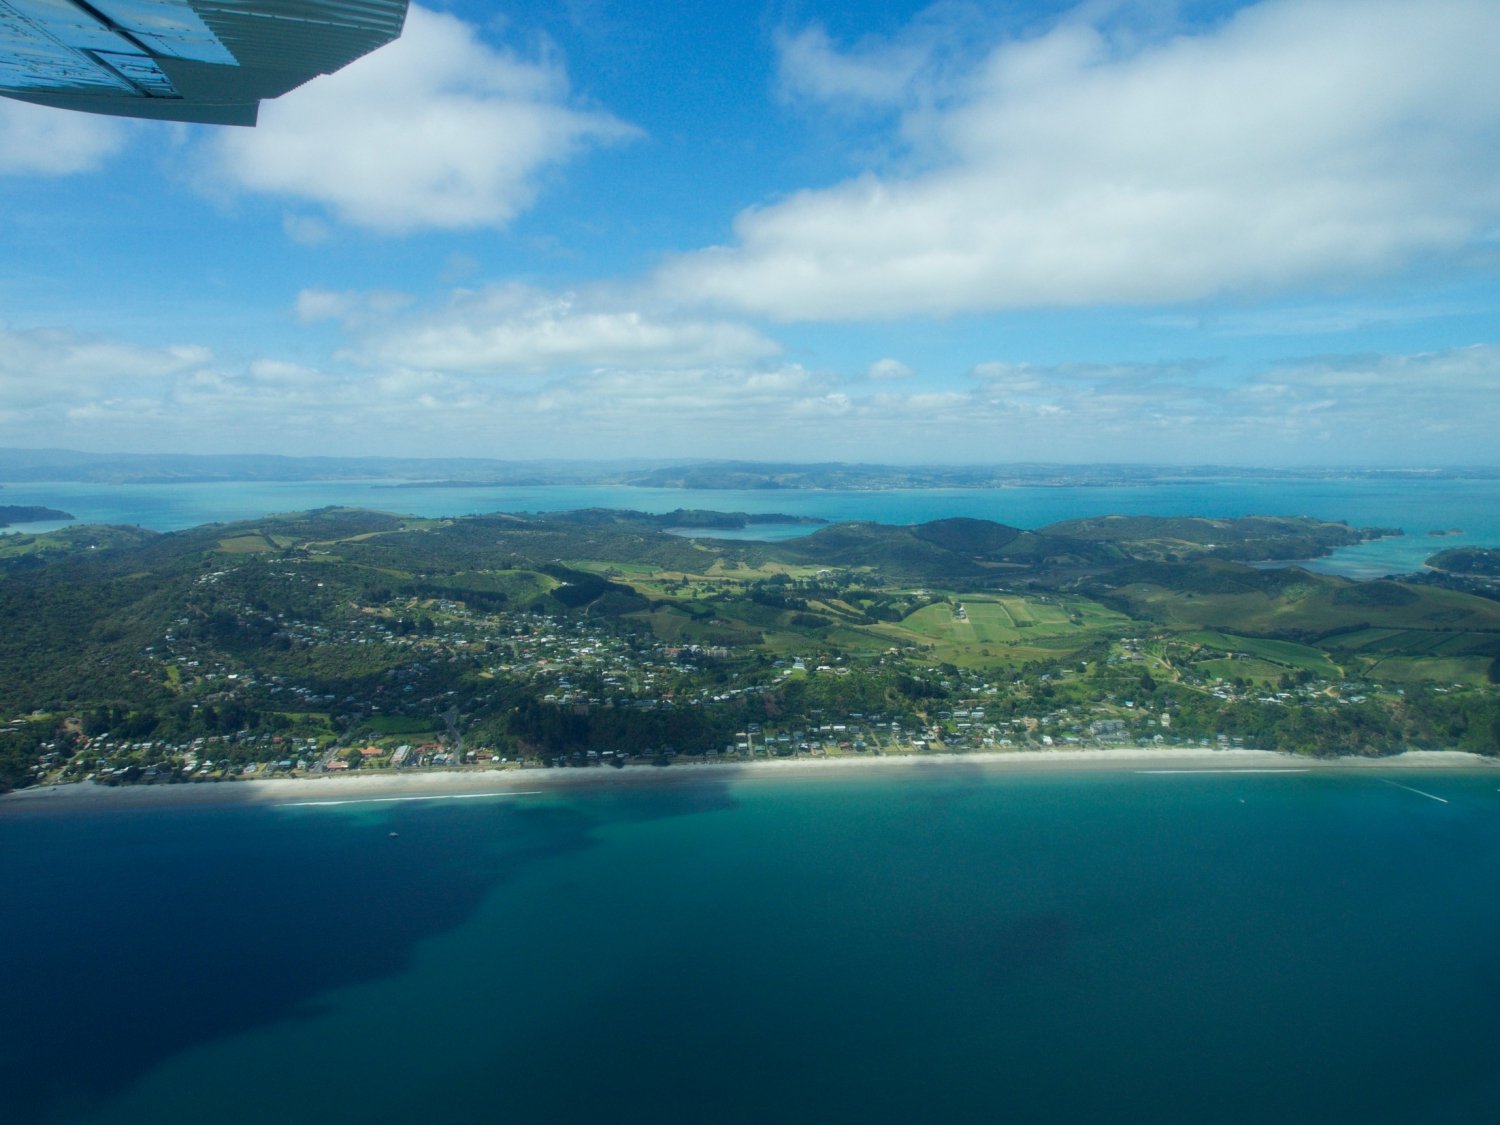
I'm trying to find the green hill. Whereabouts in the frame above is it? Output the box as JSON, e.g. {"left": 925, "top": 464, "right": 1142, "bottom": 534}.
{"left": 1427, "top": 547, "right": 1500, "bottom": 577}
{"left": 1041, "top": 514, "right": 1397, "bottom": 561}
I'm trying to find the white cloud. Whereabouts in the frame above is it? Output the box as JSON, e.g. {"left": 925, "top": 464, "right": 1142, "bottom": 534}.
{"left": 663, "top": 0, "right": 1500, "bottom": 319}
{"left": 531, "top": 365, "right": 833, "bottom": 418}
{"left": 1234, "top": 344, "right": 1500, "bottom": 444}
{"left": 207, "top": 6, "right": 637, "bottom": 232}
{"left": 6, "top": 315, "right": 1498, "bottom": 464}
{"left": 775, "top": 3, "right": 1005, "bottom": 121}
{"left": 866, "top": 358, "right": 914, "bottom": 381}
{"left": 971, "top": 362, "right": 1046, "bottom": 396}
{"left": 0, "top": 99, "right": 130, "bottom": 176}
{"left": 342, "top": 284, "right": 782, "bottom": 373}
{"left": 972, "top": 358, "right": 1207, "bottom": 386}
{"left": 295, "top": 288, "right": 415, "bottom": 329}
{"left": 776, "top": 25, "right": 932, "bottom": 109}
{"left": 959, "top": 345, "right": 1500, "bottom": 458}
{"left": 0, "top": 326, "right": 209, "bottom": 407}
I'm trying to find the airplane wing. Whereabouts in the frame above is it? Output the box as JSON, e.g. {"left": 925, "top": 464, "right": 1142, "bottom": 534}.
{"left": 0, "top": 0, "right": 409, "bottom": 125}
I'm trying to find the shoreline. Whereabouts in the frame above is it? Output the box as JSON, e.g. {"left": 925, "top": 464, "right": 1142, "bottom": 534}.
{"left": 3, "top": 747, "right": 1496, "bottom": 814}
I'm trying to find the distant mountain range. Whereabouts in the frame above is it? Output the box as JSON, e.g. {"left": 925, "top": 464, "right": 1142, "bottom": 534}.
{"left": 1, "top": 447, "right": 1495, "bottom": 488}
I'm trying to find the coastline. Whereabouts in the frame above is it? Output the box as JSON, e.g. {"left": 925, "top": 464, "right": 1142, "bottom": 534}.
{"left": 4, "top": 747, "right": 1495, "bottom": 814}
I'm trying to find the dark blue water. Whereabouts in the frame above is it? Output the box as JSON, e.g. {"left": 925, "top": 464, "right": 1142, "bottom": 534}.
{"left": 4, "top": 769, "right": 1499, "bottom": 1123}
{"left": 5, "top": 475, "right": 1500, "bottom": 576}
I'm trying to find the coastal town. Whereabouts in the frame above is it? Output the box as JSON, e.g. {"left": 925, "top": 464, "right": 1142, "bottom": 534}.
{"left": 5, "top": 506, "right": 1500, "bottom": 795}
{"left": 11, "top": 573, "right": 1491, "bottom": 790}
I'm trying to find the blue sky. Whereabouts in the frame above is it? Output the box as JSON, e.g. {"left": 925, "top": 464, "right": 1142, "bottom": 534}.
{"left": 2, "top": 0, "right": 1499, "bottom": 465}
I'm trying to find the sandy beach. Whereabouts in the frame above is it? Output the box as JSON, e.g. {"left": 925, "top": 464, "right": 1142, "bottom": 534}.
{"left": 3, "top": 746, "right": 1495, "bottom": 814}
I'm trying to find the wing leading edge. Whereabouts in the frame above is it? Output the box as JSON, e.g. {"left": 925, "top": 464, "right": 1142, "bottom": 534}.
{"left": 0, "top": 0, "right": 409, "bottom": 125}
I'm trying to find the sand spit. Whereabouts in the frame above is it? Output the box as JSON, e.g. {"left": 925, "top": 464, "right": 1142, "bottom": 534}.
{"left": 3, "top": 747, "right": 1496, "bottom": 815}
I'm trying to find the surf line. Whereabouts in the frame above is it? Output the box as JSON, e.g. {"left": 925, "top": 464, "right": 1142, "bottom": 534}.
{"left": 1380, "top": 779, "right": 1448, "bottom": 804}
{"left": 280, "top": 791, "right": 543, "bottom": 807}
{"left": 1136, "top": 769, "right": 1310, "bottom": 775}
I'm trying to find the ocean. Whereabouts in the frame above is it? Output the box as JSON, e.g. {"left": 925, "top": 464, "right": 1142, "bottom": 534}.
{"left": 4, "top": 768, "right": 1499, "bottom": 1124}
{"left": 5, "top": 474, "right": 1500, "bottom": 578}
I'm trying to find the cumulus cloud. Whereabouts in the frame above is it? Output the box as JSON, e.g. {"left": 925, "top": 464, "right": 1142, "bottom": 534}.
{"left": 207, "top": 6, "right": 637, "bottom": 232}
{"left": 0, "top": 326, "right": 209, "bottom": 407}
{"left": 776, "top": 24, "right": 937, "bottom": 109}
{"left": 958, "top": 346, "right": 1500, "bottom": 458}
{"left": 972, "top": 359, "right": 1208, "bottom": 387}
{"left": 663, "top": 0, "right": 1500, "bottom": 319}
{"left": 0, "top": 99, "right": 130, "bottom": 176}
{"left": 6, "top": 315, "right": 1497, "bottom": 463}
{"left": 336, "top": 284, "right": 782, "bottom": 373}
{"left": 0, "top": 324, "right": 466, "bottom": 451}
{"left": 1234, "top": 344, "right": 1500, "bottom": 445}
{"left": 866, "top": 358, "right": 914, "bottom": 381}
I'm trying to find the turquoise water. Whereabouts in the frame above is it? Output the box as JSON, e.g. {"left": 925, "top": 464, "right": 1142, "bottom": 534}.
{"left": 5, "top": 475, "right": 1500, "bottom": 576}
{"left": 5, "top": 769, "right": 1500, "bottom": 1124}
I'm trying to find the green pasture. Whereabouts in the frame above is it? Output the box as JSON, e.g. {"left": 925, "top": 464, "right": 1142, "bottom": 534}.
{"left": 818, "top": 625, "right": 893, "bottom": 655}
{"left": 1323, "top": 627, "right": 1500, "bottom": 659}
{"left": 619, "top": 572, "right": 716, "bottom": 599}
{"left": 1197, "top": 657, "right": 1287, "bottom": 683}
{"left": 215, "top": 533, "right": 278, "bottom": 554}
{"left": 862, "top": 592, "right": 1128, "bottom": 668}
{"left": 1355, "top": 656, "right": 1492, "bottom": 686}
{"left": 894, "top": 594, "right": 1126, "bottom": 646}
{"left": 625, "top": 606, "right": 696, "bottom": 641}
{"left": 1182, "top": 631, "right": 1341, "bottom": 676}
{"left": 1324, "top": 625, "right": 1500, "bottom": 685}
{"left": 441, "top": 569, "right": 557, "bottom": 600}
{"left": 627, "top": 605, "right": 762, "bottom": 646}
{"left": 1330, "top": 627, "right": 1405, "bottom": 652}
{"left": 571, "top": 559, "right": 659, "bottom": 577}
{"left": 1122, "top": 579, "right": 1500, "bottom": 641}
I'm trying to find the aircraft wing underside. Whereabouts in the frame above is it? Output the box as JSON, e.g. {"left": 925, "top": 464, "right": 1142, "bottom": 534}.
{"left": 0, "top": 0, "right": 408, "bottom": 125}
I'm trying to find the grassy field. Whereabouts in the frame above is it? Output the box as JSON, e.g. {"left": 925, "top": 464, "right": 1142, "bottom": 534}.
{"left": 1120, "top": 578, "right": 1500, "bottom": 654}
{"left": 1326, "top": 627, "right": 1500, "bottom": 686}
{"left": 1358, "top": 655, "right": 1492, "bottom": 685}
{"left": 1323, "top": 627, "right": 1500, "bottom": 657}
{"left": 863, "top": 592, "right": 1130, "bottom": 668}
{"left": 1182, "top": 631, "right": 1342, "bottom": 676}
{"left": 1197, "top": 656, "right": 1289, "bottom": 683}
{"left": 214, "top": 533, "right": 280, "bottom": 553}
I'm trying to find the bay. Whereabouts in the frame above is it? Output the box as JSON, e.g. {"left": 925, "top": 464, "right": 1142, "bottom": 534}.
{"left": 5, "top": 475, "right": 1500, "bottom": 577}
{"left": 4, "top": 769, "right": 1499, "bottom": 1124}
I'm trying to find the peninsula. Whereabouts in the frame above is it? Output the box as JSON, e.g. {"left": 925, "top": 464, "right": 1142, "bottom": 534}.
{"left": 0, "top": 504, "right": 72, "bottom": 528}
{"left": 1, "top": 507, "right": 1495, "bottom": 796}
